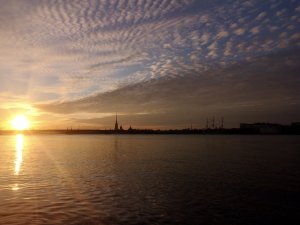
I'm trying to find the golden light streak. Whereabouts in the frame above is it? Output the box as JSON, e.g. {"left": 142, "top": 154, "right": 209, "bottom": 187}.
{"left": 14, "top": 134, "right": 23, "bottom": 176}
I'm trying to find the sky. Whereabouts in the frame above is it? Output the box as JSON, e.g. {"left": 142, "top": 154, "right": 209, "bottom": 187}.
{"left": 0, "top": 0, "right": 300, "bottom": 129}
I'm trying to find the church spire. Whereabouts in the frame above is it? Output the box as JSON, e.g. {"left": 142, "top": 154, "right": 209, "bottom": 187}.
{"left": 114, "top": 113, "right": 119, "bottom": 131}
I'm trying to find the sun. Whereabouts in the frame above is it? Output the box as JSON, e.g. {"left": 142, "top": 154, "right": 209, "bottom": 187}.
{"left": 12, "top": 115, "right": 30, "bottom": 131}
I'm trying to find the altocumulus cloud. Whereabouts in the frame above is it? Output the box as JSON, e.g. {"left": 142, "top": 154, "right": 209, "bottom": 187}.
{"left": 38, "top": 49, "right": 300, "bottom": 128}
{"left": 0, "top": 0, "right": 299, "bottom": 128}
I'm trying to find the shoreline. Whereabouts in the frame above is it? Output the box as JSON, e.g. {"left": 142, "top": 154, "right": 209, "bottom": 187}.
{"left": 0, "top": 128, "right": 299, "bottom": 135}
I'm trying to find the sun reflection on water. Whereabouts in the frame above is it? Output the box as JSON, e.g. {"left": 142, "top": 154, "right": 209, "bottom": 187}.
{"left": 15, "top": 134, "right": 23, "bottom": 176}
{"left": 12, "top": 183, "right": 20, "bottom": 191}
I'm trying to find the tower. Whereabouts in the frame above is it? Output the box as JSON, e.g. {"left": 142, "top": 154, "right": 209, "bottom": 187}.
{"left": 114, "top": 113, "right": 119, "bottom": 131}
{"left": 221, "top": 117, "right": 224, "bottom": 129}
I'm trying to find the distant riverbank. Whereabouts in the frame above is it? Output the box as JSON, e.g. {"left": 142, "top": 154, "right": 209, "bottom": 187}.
{"left": 0, "top": 127, "right": 299, "bottom": 135}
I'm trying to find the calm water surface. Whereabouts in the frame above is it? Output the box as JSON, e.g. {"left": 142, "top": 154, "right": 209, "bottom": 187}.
{"left": 0, "top": 135, "right": 299, "bottom": 225}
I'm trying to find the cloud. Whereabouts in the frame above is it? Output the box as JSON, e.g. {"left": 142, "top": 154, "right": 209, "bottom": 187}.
{"left": 1, "top": 0, "right": 300, "bottom": 128}
{"left": 256, "top": 12, "right": 267, "bottom": 21}
{"left": 234, "top": 28, "right": 245, "bottom": 36}
{"left": 200, "top": 32, "right": 211, "bottom": 45}
{"left": 250, "top": 26, "right": 260, "bottom": 34}
{"left": 207, "top": 41, "right": 218, "bottom": 59}
{"left": 224, "top": 41, "right": 232, "bottom": 56}
{"left": 216, "top": 29, "right": 229, "bottom": 39}
{"left": 291, "top": 33, "right": 300, "bottom": 40}
{"left": 276, "top": 9, "right": 286, "bottom": 17}
{"left": 37, "top": 49, "right": 300, "bottom": 127}
{"left": 190, "top": 54, "right": 198, "bottom": 61}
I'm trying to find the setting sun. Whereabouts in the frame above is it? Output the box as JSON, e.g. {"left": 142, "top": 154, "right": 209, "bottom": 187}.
{"left": 12, "top": 115, "right": 30, "bottom": 131}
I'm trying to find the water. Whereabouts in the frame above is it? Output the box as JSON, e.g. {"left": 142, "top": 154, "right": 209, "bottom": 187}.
{"left": 0, "top": 135, "right": 299, "bottom": 225}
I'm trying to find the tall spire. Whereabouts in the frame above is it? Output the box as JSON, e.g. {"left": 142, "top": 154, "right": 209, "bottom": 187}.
{"left": 114, "top": 113, "right": 119, "bottom": 131}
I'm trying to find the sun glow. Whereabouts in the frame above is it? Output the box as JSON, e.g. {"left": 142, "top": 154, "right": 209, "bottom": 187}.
{"left": 12, "top": 115, "right": 30, "bottom": 131}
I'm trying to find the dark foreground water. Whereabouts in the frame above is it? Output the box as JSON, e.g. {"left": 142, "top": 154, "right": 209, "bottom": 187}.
{"left": 0, "top": 135, "right": 299, "bottom": 225}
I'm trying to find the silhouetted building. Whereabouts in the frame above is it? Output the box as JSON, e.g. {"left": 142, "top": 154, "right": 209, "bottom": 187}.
{"left": 114, "top": 114, "right": 119, "bottom": 131}
{"left": 289, "top": 122, "right": 300, "bottom": 134}
{"left": 291, "top": 122, "right": 300, "bottom": 127}
{"left": 240, "top": 123, "right": 282, "bottom": 134}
